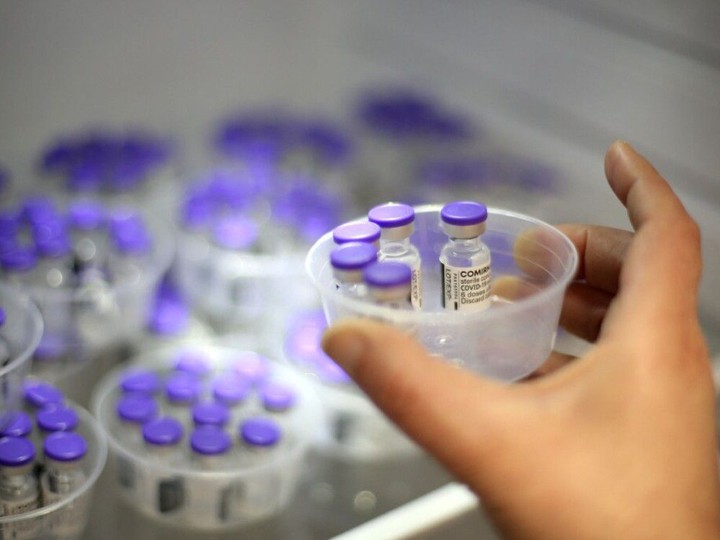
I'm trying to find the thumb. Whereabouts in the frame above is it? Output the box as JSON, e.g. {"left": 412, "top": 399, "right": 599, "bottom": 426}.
{"left": 322, "top": 318, "right": 510, "bottom": 479}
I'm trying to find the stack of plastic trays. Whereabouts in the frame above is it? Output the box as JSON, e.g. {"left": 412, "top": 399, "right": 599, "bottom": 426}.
{"left": 36, "top": 129, "right": 178, "bottom": 214}
{"left": 91, "top": 343, "right": 323, "bottom": 532}
{"left": 354, "top": 87, "right": 478, "bottom": 206}
{"left": 0, "top": 285, "right": 43, "bottom": 416}
{"left": 0, "top": 379, "right": 107, "bottom": 540}
{"left": 0, "top": 195, "right": 175, "bottom": 404}
{"left": 175, "top": 165, "right": 344, "bottom": 342}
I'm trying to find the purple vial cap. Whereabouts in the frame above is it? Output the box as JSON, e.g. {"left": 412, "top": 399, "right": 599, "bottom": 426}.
{"left": 440, "top": 201, "right": 488, "bottom": 226}
{"left": 165, "top": 373, "right": 201, "bottom": 404}
{"left": 67, "top": 160, "right": 103, "bottom": 192}
{"left": 44, "top": 432, "right": 87, "bottom": 462}
{"left": 0, "top": 436, "right": 35, "bottom": 467}
{"left": 147, "top": 300, "right": 189, "bottom": 336}
{"left": 212, "top": 374, "right": 251, "bottom": 405}
{"left": 363, "top": 261, "right": 412, "bottom": 288}
{"left": 192, "top": 401, "right": 230, "bottom": 427}
{"left": 116, "top": 393, "right": 159, "bottom": 424}
{"left": 0, "top": 211, "right": 19, "bottom": 237}
{"left": 36, "top": 235, "right": 72, "bottom": 258}
{"left": 120, "top": 369, "right": 161, "bottom": 395}
{"left": 111, "top": 227, "right": 152, "bottom": 255}
{"left": 173, "top": 350, "right": 212, "bottom": 377}
{"left": 22, "top": 196, "right": 58, "bottom": 224}
{"left": 231, "top": 352, "right": 270, "bottom": 384}
{"left": 33, "top": 333, "right": 67, "bottom": 362}
{"left": 142, "top": 417, "right": 183, "bottom": 446}
{"left": 23, "top": 380, "right": 64, "bottom": 409}
{"left": 330, "top": 242, "right": 378, "bottom": 271}
{"left": 190, "top": 425, "right": 231, "bottom": 456}
{"left": 260, "top": 382, "right": 297, "bottom": 412}
{"left": 0, "top": 412, "right": 33, "bottom": 438}
{"left": 0, "top": 307, "right": 5, "bottom": 327}
{"left": 37, "top": 405, "right": 79, "bottom": 433}
{"left": 1, "top": 246, "right": 37, "bottom": 272}
{"left": 180, "top": 194, "right": 215, "bottom": 230}
{"left": 212, "top": 215, "right": 259, "bottom": 251}
{"left": 368, "top": 203, "right": 415, "bottom": 228}
{"left": 67, "top": 201, "right": 106, "bottom": 230}
{"left": 332, "top": 222, "right": 381, "bottom": 245}
{"left": 240, "top": 417, "right": 281, "bottom": 448}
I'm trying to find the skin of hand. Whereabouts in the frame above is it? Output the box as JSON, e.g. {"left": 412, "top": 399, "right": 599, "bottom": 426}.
{"left": 322, "top": 141, "right": 720, "bottom": 539}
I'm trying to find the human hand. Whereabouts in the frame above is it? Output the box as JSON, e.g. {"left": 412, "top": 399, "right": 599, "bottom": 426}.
{"left": 322, "top": 142, "right": 720, "bottom": 539}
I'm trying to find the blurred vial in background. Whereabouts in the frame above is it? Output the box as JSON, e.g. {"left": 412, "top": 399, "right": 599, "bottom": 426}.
{"left": 36, "top": 128, "right": 179, "bottom": 213}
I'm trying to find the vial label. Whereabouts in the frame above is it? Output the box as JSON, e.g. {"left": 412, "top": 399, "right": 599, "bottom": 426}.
{"left": 1, "top": 495, "right": 40, "bottom": 540}
{"left": 410, "top": 267, "right": 422, "bottom": 309}
{"left": 41, "top": 475, "right": 88, "bottom": 538}
{"left": 441, "top": 262, "right": 491, "bottom": 311}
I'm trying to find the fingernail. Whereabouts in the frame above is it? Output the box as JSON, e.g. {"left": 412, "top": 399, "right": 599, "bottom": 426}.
{"left": 321, "top": 325, "right": 367, "bottom": 376}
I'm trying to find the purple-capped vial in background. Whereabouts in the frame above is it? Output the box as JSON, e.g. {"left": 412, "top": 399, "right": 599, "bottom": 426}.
{"left": 240, "top": 417, "right": 282, "bottom": 450}
{"left": 191, "top": 402, "right": 230, "bottom": 428}
{"left": 42, "top": 431, "right": 88, "bottom": 520}
{"left": 23, "top": 380, "right": 64, "bottom": 411}
{"left": 37, "top": 405, "right": 79, "bottom": 438}
{"left": 22, "top": 196, "right": 59, "bottom": 225}
{"left": 231, "top": 352, "right": 270, "bottom": 385}
{"left": 0, "top": 246, "right": 38, "bottom": 280}
{"left": 172, "top": 350, "right": 212, "bottom": 378}
{"left": 109, "top": 213, "right": 152, "bottom": 256}
{"left": 164, "top": 373, "right": 201, "bottom": 406}
{"left": 120, "top": 369, "right": 161, "bottom": 395}
{"left": 329, "top": 242, "right": 378, "bottom": 298}
{"left": 367, "top": 203, "right": 422, "bottom": 309}
{"left": 146, "top": 299, "right": 189, "bottom": 337}
{"left": 0, "top": 412, "right": 33, "bottom": 438}
{"left": 116, "top": 393, "right": 159, "bottom": 427}
{"left": 439, "top": 201, "right": 491, "bottom": 312}
{"left": 0, "top": 436, "right": 40, "bottom": 515}
{"left": 0, "top": 211, "right": 20, "bottom": 239}
{"left": 190, "top": 425, "right": 231, "bottom": 460}
{"left": 211, "top": 215, "right": 259, "bottom": 251}
{"left": 211, "top": 374, "right": 251, "bottom": 407}
{"left": 259, "top": 382, "right": 297, "bottom": 413}
{"left": 67, "top": 201, "right": 106, "bottom": 232}
{"left": 332, "top": 221, "right": 381, "bottom": 247}
{"left": 363, "top": 261, "right": 413, "bottom": 310}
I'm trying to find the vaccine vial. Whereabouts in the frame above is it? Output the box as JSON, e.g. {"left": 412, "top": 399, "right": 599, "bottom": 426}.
{"left": 329, "top": 242, "right": 378, "bottom": 297}
{"left": 363, "top": 261, "right": 413, "bottom": 310}
{"left": 332, "top": 221, "right": 381, "bottom": 247}
{"left": 191, "top": 402, "right": 230, "bottom": 428}
{"left": 367, "top": 203, "right": 422, "bottom": 309}
{"left": 23, "top": 381, "right": 64, "bottom": 413}
{"left": 439, "top": 201, "right": 492, "bottom": 312}
{"left": 0, "top": 436, "right": 40, "bottom": 537}
{"left": 41, "top": 432, "right": 88, "bottom": 538}
{"left": 231, "top": 352, "right": 271, "bottom": 387}
{"left": 164, "top": 373, "right": 202, "bottom": 423}
{"left": 116, "top": 393, "right": 159, "bottom": 447}
{"left": 0, "top": 412, "right": 33, "bottom": 439}
{"left": 120, "top": 369, "right": 162, "bottom": 396}
{"left": 36, "top": 405, "right": 79, "bottom": 441}
{"left": 0, "top": 247, "right": 39, "bottom": 287}
{"left": 172, "top": 350, "right": 213, "bottom": 379}
{"left": 141, "top": 417, "right": 185, "bottom": 515}
{"left": 35, "top": 234, "right": 73, "bottom": 289}
{"left": 259, "top": 382, "right": 297, "bottom": 414}
{"left": 108, "top": 212, "right": 153, "bottom": 283}
{"left": 67, "top": 200, "right": 107, "bottom": 275}
{"left": 188, "top": 425, "right": 234, "bottom": 523}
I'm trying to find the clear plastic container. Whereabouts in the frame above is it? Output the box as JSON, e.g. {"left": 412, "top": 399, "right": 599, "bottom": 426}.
{"left": 0, "top": 399, "right": 108, "bottom": 540}
{"left": 307, "top": 205, "right": 578, "bottom": 381}
{"left": 0, "top": 284, "right": 43, "bottom": 416}
{"left": 91, "top": 344, "right": 324, "bottom": 531}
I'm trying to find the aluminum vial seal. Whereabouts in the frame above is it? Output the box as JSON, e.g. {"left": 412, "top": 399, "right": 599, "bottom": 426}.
{"left": 332, "top": 222, "right": 381, "bottom": 246}
{"left": 240, "top": 418, "right": 281, "bottom": 448}
{"left": 164, "top": 373, "right": 201, "bottom": 405}
{"left": 191, "top": 402, "right": 230, "bottom": 427}
{"left": 142, "top": 417, "right": 184, "bottom": 447}
{"left": 43, "top": 432, "right": 87, "bottom": 463}
{"left": 330, "top": 242, "right": 378, "bottom": 284}
{"left": 190, "top": 425, "right": 231, "bottom": 456}
{"left": 0, "top": 436, "right": 35, "bottom": 469}
{"left": 172, "top": 350, "right": 212, "bottom": 377}
{"left": 212, "top": 374, "right": 251, "bottom": 406}
{"left": 0, "top": 412, "right": 33, "bottom": 438}
{"left": 37, "top": 406, "right": 79, "bottom": 434}
{"left": 440, "top": 201, "right": 488, "bottom": 239}
{"left": 259, "top": 383, "right": 297, "bottom": 413}
{"left": 120, "top": 369, "right": 162, "bottom": 395}
{"left": 116, "top": 393, "right": 159, "bottom": 424}
{"left": 23, "top": 381, "right": 64, "bottom": 410}
{"left": 368, "top": 203, "right": 415, "bottom": 241}
{"left": 211, "top": 215, "right": 259, "bottom": 251}
{"left": 67, "top": 201, "right": 106, "bottom": 231}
